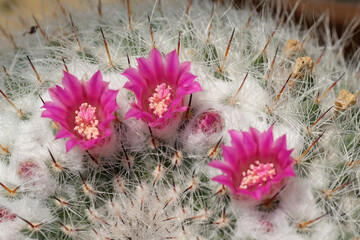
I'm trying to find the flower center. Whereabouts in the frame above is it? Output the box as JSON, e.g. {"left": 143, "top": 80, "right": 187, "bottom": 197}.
{"left": 74, "top": 103, "right": 100, "bottom": 140}
{"left": 239, "top": 161, "right": 276, "bottom": 189}
{"left": 148, "top": 83, "right": 173, "bottom": 118}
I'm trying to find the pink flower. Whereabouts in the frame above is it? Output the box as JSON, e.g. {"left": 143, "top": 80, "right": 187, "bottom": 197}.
{"left": 42, "top": 70, "right": 119, "bottom": 152}
{"left": 209, "top": 127, "right": 295, "bottom": 200}
{"left": 123, "top": 48, "right": 202, "bottom": 129}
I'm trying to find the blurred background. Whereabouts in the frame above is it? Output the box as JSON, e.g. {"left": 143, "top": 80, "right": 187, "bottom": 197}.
{"left": 233, "top": 0, "right": 360, "bottom": 58}
{"left": 0, "top": 0, "right": 359, "bottom": 58}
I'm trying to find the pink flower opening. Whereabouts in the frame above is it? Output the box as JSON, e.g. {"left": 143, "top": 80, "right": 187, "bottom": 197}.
{"left": 123, "top": 48, "right": 202, "bottom": 129}
{"left": 209, "top": 127, "right": 295, "bottom": 200}
{"left": 41, "top": 70, "right": 119, "bottom": 152}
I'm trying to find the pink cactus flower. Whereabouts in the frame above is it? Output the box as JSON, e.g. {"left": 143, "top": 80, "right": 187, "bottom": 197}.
{"left": 209, "top": 127, "right": 295, "bottom": 200}
{"left": 42, "top": 70, "right": 119, "bottom": 152}
{"left": 123, "top": 48, "right": 202, "bottom": 129}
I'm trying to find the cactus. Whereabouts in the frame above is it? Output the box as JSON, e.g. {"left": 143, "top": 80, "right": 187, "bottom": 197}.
{"left": 0, "top": 0, "right": 359, "bottom": 239}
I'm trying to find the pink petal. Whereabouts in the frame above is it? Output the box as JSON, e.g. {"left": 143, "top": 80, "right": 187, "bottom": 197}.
{"left": 87, "top": 70, "right": 107, "bottom": 103}
{"left": 273, "top": 135, "right": 287, "bottom": 154}
{"left": 178, "top": 61, "right": 191, "bottom": 76}
{"left": 164, "top": 50, "right": 180, "bottom": 85}
{"left": 124, "top": 104, "right": 153, "bottom": 122}
{"left": 278, "top": 150, "right": 292, "bottom": 166}
{"left": 62, "top": 71, "right": 84, "bottom": 104}
{"left": 178, "top": 72, "right": 197, "bottom": 86}
{"left": 212, "top": 175, "right": 235, "bottom": 191}
{"left": 48, "top": 87, "right": 72, "bottom": 110}
{"left": 229, "top": 130, "right": 248, "bottom": 159}
{"left": 248, "top": 190, "right": 262, "bottom": 200}
{"left": 137, "top": 57, "right": 157, "bottom": 87}
{"left": 65, "top": 139, "right": 78, "bottom": 152}
{"left": 148, "top": 48, "right": 165, "bottom": 83}
{"left": 242, "top": 131, "right": 257, "bottom": 159}
{"left": 123, "top": 68, "right": 147, "bottom": 95}
{"left": 100, "top": 90, "right": 119, "bottom": 114}
{"left": 42, "top": 102, "right": 70, "bottom": 122}
{"left": 222, "top": 145, "right": 238, "bottom": 166}
{"left": 55, "top": 128, "right": 75, "bottom": 140}
{"left": 208, "top": 160, "right": 235, "bottom": 179}
{"left": 249, "top": 127, "right": 261, "bottom": 141}
{"left": 258, "top": 127, "right": 274, "bottom": 159}
{"left": 281, "top": 165, "right": 295, "bottom": 177}
{"left": 176, "top": 81, "right": 202, "bottom": 97}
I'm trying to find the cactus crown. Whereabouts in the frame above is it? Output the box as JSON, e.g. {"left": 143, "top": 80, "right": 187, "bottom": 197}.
{"left": 0, "top": 1, "right": 359, "bottom": 239}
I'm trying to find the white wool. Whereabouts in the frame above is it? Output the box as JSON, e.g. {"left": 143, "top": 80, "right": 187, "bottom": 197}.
{"left": 279, "top": 178, "right": 321, "bottom": 219}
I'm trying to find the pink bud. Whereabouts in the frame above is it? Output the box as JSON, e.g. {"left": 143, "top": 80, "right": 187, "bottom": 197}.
{"left": 195, "top": 111, "right": 223, "bottom": 135}
{"left": 18, "top": 161, "right": 39, "bottom": 179}
{"left": 0, "top": 207, "right": 16, "bottom": 222}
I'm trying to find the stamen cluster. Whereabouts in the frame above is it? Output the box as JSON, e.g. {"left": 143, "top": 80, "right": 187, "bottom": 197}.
{"left": 148, "top": 83, "right": 173, "bottom": 118}
{"left": 74, "top": 103, "right": 100, "bottom": 140}
{"left": 240, "top": 161, "right": 276, "bottom": 189}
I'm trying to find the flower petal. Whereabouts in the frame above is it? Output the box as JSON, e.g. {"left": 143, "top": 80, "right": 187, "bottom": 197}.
{"left": 62, "top": 71, "right": 84, "bottom": 104}
{"left": 87, "top": 70, "right": 108, "bottom": 103}
{"left": 212, "top": 175, "right": 236, "bottom": 192}
{"left": 149, "top": 48, "right": 165, "bottom": 83}
{"left": 55, "top": 128, "right": 75, "bottom": 140}
{"left": 164, "top": 50, "right": 180, "bottom": 85}
{"left": 65, "top": 139, "right": 78, "bottom": 152}
{"left": 258, "top": 126, "right": 274, "bottom": 160}
{"left": 208, "top": 160, "right": 235, "bottom": 179}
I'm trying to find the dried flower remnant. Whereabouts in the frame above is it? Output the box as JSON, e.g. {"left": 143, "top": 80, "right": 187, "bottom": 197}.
{"left": 284, "top": 39, "right": 302, "bottom": 58}
{"left": 42, "top": 71, "right": 119, "bottom": 152}
{"left": 335, "top": 89, "right": 359, "bottom": 112}
{"left": 292, "top": 56, "right": 313, "bottom": 79}
{"left": 123, "top": 48, "right": 202, "bottom": 129}
{"left": 209, "top": 127, "right": 295, "bottom": 200}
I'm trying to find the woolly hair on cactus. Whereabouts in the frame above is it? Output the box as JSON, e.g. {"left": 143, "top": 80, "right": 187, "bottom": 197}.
{"left": 0, "top": 0, "right": 359, "bottom": 239}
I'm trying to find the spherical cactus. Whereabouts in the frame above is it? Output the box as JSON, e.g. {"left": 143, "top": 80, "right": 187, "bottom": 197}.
{"left": 0, "top": 0, "right": 359, "bottom": 239}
